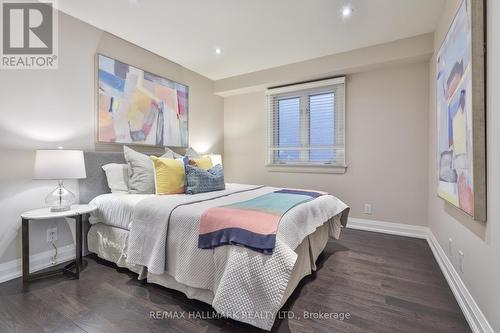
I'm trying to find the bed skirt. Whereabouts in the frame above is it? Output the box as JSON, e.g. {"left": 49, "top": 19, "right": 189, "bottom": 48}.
{"left": 87, "top": 220, "right": 334, "bottom": 311}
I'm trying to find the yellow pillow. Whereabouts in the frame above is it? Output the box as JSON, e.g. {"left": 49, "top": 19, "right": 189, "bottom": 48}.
{"left": 150, "top": 156, "right": 185, "bottom": 195}
{"left": 189, "top": 155, "right": 213, "bottom": 170}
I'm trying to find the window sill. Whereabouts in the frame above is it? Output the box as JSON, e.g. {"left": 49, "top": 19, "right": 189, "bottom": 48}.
{"left": 265, "top": 164, "right": 347, "bottom": 174}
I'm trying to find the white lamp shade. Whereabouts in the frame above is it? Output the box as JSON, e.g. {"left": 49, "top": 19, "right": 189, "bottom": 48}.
{"left": 209, "top": 154, "right": 222, "bottom": 166}
{"left": 33, "top": 150, "right": 86, "bottom": 180}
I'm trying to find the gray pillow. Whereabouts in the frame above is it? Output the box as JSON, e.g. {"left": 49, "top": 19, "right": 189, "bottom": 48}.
{"left": 124, "top": 146, "right": 168, "bottom": 194}
{"left": 185, "top": 147, "right": 201, "bottom": 158}
{"left": 164, "top": 147, "right": 183, "bottom": 159}
{"left": 185, "top": 164, "right": 225, "bottom": 194}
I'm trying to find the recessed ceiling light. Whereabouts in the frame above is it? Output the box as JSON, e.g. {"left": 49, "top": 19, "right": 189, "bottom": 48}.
{"left": 215, "top": 48, "right": 222, "bottom": 55}
{"left": 342, "top": 6, "right": 353, "bottom": 18}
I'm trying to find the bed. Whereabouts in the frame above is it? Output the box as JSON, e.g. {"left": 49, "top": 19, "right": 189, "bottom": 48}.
{"left": 79, "top": 152, "right": 349, "bottom": 330}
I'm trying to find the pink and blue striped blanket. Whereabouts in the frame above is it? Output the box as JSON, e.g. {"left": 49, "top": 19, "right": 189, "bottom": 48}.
{"left": 198, "top": 189, "right": 325, "bottom": 254}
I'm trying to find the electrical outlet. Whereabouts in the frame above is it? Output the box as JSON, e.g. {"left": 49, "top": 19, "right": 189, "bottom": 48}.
{"left": 448, "top": 238, "right": 453, "bottom": 257}
{"left": 364, "top": 204, "right": 372, "bottom": 215}
{"left": 47, "top": 227, "right": 57, "bottom": 243}
{"left": 458, "top": 250, "right": 464, "bottom": 274}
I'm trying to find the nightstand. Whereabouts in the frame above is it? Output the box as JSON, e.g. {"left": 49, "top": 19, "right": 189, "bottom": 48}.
{"left": 21, "top": 204, "right": 96, "bottom": 287}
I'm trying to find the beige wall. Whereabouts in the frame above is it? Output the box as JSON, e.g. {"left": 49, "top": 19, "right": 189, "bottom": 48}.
{"left": 0, "top": 11, "right": 223, "bottom": 265}
{"left": 224, "top": 61, "right": 429, "bottom": 226}
{"left": 428, "top": 0, "right": 499, "bottom": 330}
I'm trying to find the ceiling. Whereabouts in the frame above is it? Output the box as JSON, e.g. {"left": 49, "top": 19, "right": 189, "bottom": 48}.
{"left": 56, "top": 0, "right": 446, "bottom": 80}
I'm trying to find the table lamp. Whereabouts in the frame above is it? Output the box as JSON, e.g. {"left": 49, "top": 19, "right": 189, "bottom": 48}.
{"left": 209, "top": 154, "right": 222, "bottom": 166}
{"left": 33, "top": 149, "right": 86, "bottom": 212}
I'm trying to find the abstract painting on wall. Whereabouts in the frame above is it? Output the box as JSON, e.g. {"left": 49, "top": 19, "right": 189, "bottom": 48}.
{"left": 436, "top": 0, "right": 486, "bottom": 221}
{"left": 97, "top": 54, "right": 189, "bottom": 147}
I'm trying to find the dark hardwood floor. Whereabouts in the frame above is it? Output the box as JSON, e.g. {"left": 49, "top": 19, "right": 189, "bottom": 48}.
{"left": 0, "top": 229, "right": 471, "bottom": 333}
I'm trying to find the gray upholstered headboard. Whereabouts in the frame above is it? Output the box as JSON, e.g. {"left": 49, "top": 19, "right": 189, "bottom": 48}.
{"left": 78, "top": 151, "right": 126, "bottom": 204}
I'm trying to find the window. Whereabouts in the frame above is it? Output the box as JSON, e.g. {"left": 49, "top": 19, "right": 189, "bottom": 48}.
{"left": 267, "top": 77, "right": 345, "bottom": 172}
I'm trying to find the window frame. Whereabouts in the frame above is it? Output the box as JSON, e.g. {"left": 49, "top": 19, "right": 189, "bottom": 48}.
{"left": 266, "top": 77, "right": 346, "bottom": 173}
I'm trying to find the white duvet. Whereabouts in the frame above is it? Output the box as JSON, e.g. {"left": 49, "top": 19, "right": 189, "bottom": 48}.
{"left": 89, "top": 192, "right": 151, "bottom": 230}
{"left": 90, "top": 184, "right": 349, "bottom": 330}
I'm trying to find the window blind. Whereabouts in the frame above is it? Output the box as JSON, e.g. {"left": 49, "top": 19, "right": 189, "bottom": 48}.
{"left": 267, "top": 77, "right": 346, "bottom": 167}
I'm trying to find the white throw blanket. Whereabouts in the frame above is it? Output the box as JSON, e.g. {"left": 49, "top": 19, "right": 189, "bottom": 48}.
{"left": 126, "top": 184, "right": 349, "bottom": 330}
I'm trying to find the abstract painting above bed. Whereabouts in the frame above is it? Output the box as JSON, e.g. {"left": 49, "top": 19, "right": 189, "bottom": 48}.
{"left": 97, "top": 54, "right": 189, "bottom": 147}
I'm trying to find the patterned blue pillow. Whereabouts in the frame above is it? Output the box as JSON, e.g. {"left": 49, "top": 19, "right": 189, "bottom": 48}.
{"left": 185, "top": 164, "right": 225, "bottom": 194}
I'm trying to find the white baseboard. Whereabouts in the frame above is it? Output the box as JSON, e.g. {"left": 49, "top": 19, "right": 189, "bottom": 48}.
{"left": 348, "top": 217, "right": 430, "bottom": 239}
{"left": 347, "top": 217, "right": 493, "bottom": 333}
{"left": 0, "top": 244, "right": 75, "bottom": 284}
{"left": 426, "top": 232, "right": 494, "bottom": 333}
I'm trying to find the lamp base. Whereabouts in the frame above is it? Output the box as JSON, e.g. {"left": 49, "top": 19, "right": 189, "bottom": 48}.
{"left": 46, "top": 180, "right": 75, "bottom": 213}
{"left": 50, "top": 206, "right": 71, "bottom": 212}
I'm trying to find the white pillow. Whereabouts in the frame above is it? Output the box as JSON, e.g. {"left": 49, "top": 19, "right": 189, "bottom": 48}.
{"left": 102, "top": 163, "right": 129, "bottom": 193}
